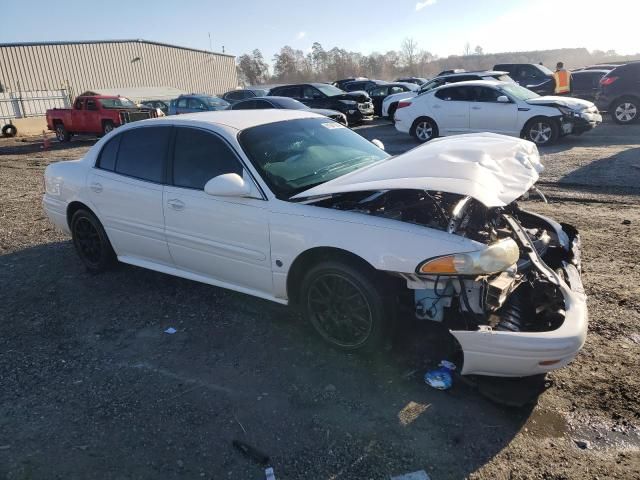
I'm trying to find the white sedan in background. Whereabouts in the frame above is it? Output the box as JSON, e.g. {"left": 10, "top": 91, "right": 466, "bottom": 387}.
{"left": 394, "top": 80, "right": 602, "bottom": 145}
{"left": 43, "top": 110, "right": 587, "bottom": 377}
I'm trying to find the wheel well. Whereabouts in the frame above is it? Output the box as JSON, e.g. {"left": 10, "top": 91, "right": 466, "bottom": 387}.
{"left": 610, "top": 95, "right": 640, "bottom": 110}
{"left": 66, "top": 201, "right": 94, "bottom": 230}
{"left": 286, "top": 247, "right": 378, "bottom": 305}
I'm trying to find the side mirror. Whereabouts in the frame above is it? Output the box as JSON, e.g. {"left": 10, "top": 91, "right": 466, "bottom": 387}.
{"left": 204, "top": 173, "right": 251, "bottom": 197}
{"left": 371, "top": 139, "right": 385, "bottom": 151}
{"left": 496, "top": 95, "right": 510, "bottom": 103}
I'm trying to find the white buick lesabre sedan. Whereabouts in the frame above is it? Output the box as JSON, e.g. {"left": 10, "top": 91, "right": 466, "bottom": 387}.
{"left": 43, "top": 110, "right": 587, "bottom": 377}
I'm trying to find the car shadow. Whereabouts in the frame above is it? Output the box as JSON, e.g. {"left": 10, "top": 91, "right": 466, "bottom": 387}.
{"left": 554, "top": 146, "right": 640, "bottom": 194}
{"left": 0, "top": 136, "right": 96, "bottom": 156}
{"left": 0, "top": 241, "right": 551, "bottom": 479}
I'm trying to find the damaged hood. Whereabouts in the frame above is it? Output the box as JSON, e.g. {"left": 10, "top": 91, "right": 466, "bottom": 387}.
{"left": 526, "top": 95, "right": 595, "bottom": 110}
{"left": 292, "top": 133, "right": 543, "bottom": 207}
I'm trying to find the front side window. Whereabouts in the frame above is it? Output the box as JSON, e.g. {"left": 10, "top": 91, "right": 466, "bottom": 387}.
{"left": 275, "top": 86, "right": 302, "bottom": 98}
{"left": 370, "top": 87, "right": 388, "bottom": 97}
{"left": 470, "top": 86, "right": 503, "bottom": 102}
{"left": 390, "top": 86, "right": 405, "bottom": 94}
{"left": 188, "top": 98, "right": 207, "bottom": 110}
{"left": 239, "top": 118, "right": 389, "bottom": 199}
{"left": 172, "top": 128, "right": 242, "bottom": 190}
{"left": 115, "top": 127, "right": 170, "bottom": 183}
{"left": 302, "top": 86, "right": 323, "bottom": 99}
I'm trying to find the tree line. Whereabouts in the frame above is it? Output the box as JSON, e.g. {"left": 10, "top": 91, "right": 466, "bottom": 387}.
{"left": 236, "top": 39, "right": 640, "bottom": 86}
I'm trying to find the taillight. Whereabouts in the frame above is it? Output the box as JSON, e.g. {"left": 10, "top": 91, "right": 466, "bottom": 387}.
{"left": 599, "top": 76, "right": 618, "bottom": 86}
{"left": 397, "top": 101, "right": 412, "bottom": 109}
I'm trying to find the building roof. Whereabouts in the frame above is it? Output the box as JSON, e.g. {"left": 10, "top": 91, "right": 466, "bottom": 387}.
{"left": 0, "top": 39, "right": 234, "bottom": 58}
{"left": 84, "top": 86, "right": 188, "bottom": 102}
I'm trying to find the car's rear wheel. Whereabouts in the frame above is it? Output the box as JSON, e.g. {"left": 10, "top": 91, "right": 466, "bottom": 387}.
{"left": 2, "top": 124, "right": 17, "bottom": 137}
{"left": 611, "top": 97, "right": 638, "bottom": 124}
{"left": 523, "top": 117, "right": 559, "bottom": 146}
{"left": 55, "top": 123, "right": 71, "bottom": 142}
{"left": 71, "top": 209, "right": 116, "bottom": 273}
{"left": 387, "top": 102, "right": 398, "bottom": 121}
{"left": 300, "top": 260, "right": 389, "bottom": 351}
{"left": 411, "top": 117, "right": 438, "bottom": 143}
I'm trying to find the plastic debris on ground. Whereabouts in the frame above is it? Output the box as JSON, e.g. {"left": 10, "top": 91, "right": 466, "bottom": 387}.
{"left": 164, "top": 327, "right": 177, "bottom": 334}
{"left": 265, "top": 466, "right": 276, "bottom": 479}
{"left": 390, "top": 470, "right": 431, "bottom": 480}
{"left": 424, "top": 360, "right": 456, "bottom": 390}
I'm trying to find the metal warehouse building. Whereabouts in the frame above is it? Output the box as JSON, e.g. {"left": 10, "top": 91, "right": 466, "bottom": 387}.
{"left": 0, "top": 39, "right": 238, "bottom": 98}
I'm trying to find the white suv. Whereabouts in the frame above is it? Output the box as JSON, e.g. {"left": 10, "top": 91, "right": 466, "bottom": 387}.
{"left": 394, "top": 80, "right": 602, "bottom": 145}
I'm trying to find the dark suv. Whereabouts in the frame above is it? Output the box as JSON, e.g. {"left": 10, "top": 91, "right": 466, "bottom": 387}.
{"left": 269, "top": 83, "right": 374, "bottom": 124}
{"left": 595, "top": 62, "right": 640, "bottom": 124}
{"left": 493, "top": 63, "right": 555, "bottom": 95}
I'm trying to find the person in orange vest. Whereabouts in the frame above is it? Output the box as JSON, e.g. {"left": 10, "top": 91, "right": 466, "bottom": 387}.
{"left": 553, "top": 62, "right": 572, "bottom": 95}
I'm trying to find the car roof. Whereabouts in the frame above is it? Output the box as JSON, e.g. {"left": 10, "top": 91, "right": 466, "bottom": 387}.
{"left": 572, "top": 69, "right": 610, "bottom": 74}
{"left": 432, "top": 79, "right": 508, "bottom": 89}
{"left": 438, "top": 70, "right": 508, "bottom": 79}
{"left": 149, "top": 109, "right": 320, "bottom": 131}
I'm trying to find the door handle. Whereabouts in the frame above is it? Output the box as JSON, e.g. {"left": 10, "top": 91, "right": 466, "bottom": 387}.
{"left": 471, "top": 106, "right": 481, "bottom": 110}
{"left": 167, "top": 199, "right": 185, "bottom": 211}
{"left": 90, "top": 182, "right": 103, "bottom": 193}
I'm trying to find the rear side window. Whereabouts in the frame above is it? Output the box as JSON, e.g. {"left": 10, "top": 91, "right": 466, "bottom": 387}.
{"left": 274, "top": 86, "right": 302, "bottom": 98}
{"left": 233, "top": 100, "right": 257, "bottom": 110}
{"left": 115, "top": 127, "right": 170, "bottom": 183}
{"left": 172, "top": 128, "right": 242, "bottom": 190}
{"left": 96, "top": 135, "right": 120, "bottom": 171}
{"left": 435, "top": 86, "right": 470, "bottom": 101}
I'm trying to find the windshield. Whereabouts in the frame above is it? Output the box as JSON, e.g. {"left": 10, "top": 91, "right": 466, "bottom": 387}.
{"left": 315, "top": 84, "right": 346, "bottom": 97}
{"left": 537, "top": 64, "right": 554, "bottom": 75}
{"left": 500, "top": 84, "right": 540, "bottom": 101}
{"left": 98, "top": 97, "right": 137, "bottom": 109}
{"left": 239, "top": 118, "right": 389, "bottom": 199}
{"left": 418, "top": 78, "right": 444, "bottom": 93}
{"left": 204, "top": 96, "right": 229, "bottom": 108}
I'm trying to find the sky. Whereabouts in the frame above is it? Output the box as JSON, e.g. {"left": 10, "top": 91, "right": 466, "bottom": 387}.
{"left": 3, "top": 0, "right": 639, "bottom": 64}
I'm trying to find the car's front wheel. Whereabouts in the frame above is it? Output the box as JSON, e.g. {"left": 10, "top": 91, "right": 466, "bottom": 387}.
{"left": 71, "top": 209, "right": 116, "bottom": 273}
{"left": 611, "top": 97, "right": 638, "bottom": 124}
{"left": 410, "top": 117, "right": 438, "bottom": 143}
{"left": 523, "top": 117, "right": 559, "bottom": 146}
{"left": 102, "top": 121, "right": 115, "bottom": 135}
{"left": 300, "top": 260, "right": 390, "bottom": 351}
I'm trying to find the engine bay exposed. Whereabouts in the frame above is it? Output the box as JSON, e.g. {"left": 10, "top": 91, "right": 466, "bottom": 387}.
{"left": 309, "top": 189, "right": 581, "bottom": 335}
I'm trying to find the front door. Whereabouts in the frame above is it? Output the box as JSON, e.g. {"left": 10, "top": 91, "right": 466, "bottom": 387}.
{"left": 87, "top": 125, "right": 173, "bottom": 264}
{"left": 163, "top": 127, "right": 273, "bottom": 295}
{"left": 468, "top": 86, "right": 519, "bottom": 135}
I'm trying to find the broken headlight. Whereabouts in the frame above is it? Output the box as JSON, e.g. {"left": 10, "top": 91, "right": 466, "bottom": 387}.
{"left": 417, "top": 238, "right": 520, "bottom": 275}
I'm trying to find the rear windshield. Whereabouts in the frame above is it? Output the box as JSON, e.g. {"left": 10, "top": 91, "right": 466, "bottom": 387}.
{"left": 99, "top": 97, "right": 137, "bottom": 109}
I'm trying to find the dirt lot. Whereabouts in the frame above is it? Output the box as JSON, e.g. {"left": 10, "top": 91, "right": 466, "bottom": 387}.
{"left": 1, "top": 120, "right": 639, "bottom": 480}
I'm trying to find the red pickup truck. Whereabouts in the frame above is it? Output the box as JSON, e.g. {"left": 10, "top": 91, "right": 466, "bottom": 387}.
{"left": 46, "top": 94, "right": 156, "bottom": 141}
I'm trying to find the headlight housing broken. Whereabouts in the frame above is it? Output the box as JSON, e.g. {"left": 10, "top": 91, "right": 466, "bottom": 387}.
{"left": 417, "top": 238, "right": 520, "bottom": 275}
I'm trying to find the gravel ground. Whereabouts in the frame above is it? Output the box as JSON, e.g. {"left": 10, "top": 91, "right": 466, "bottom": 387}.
{"left": 1, "top": 120, "right": 639, "bottom": 479}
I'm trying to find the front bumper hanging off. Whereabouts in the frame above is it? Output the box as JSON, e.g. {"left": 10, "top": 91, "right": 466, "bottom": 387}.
{"left": 450, "top": 216, "right": 588, "bottom": 377}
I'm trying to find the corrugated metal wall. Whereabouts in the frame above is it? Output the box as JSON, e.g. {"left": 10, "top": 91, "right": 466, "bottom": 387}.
{"left": 0, "top": 40, "right": 238, "bottom": 98}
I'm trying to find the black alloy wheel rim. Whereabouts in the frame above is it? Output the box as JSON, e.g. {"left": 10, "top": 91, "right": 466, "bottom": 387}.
{"left": 56, "top": 126, "right": 65, "bottom": 141}
{"left": 74, "top": 218, "right": 102, "bottom": 265}
{"left": 307, "top": 273, "right": 374, "bottom": 348}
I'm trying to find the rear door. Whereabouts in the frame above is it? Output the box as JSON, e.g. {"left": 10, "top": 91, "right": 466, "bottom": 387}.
{"left": 468, "top": 86, "right": 519, "bottom": 135}
{"left": 432, "top": 86, "right": 471, "bottom": 134}
{"left": 87, "top": 126, "right": 173, "bottom": 264}
{"left": 163, "top": 126, "right": 273, "bottom": 294}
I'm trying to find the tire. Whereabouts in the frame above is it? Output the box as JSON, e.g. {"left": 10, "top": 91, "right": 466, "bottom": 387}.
{"left": 2, "top": 124, "right": 17, "bottom": 137}
{"left": 410, "top": 117, "right": 438, "bottom": 143}
{"left": 54, "top": 122, "right": 71, "bottom": 142}
{"left": 102, "top": 121, "right": 115, "bottom": 135}
{"left": 522, "top": 117, "right": 559, "bottom": 146}
{"left": 70, "top": 209, "right": 116, "bottom": 273}
{"left": 387, "top": 102, "right": 398, "bottom": 121}
{"left": 300, "top": 260, "right": 391, "bottom": 352}
{"left": 611, "top": 97, "right": 639, "bottom": 125}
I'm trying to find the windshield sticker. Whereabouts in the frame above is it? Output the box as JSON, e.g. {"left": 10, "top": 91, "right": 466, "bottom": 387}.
{"left": 321, "top": 122, "right": 346, "bottom": 130}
